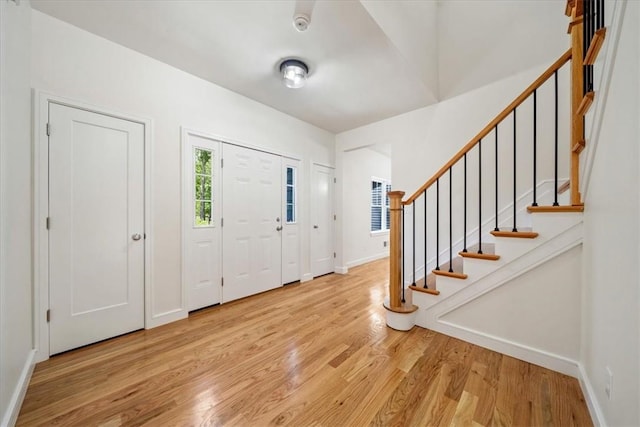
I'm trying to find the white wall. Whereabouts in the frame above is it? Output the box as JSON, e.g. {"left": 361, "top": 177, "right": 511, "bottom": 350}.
{"left": 340, "top": 148, "right": 391, "bottom": 269}
{"left": 0, "top": 0, "right": 35, "bottom": 425}
{"left": 437, "top": 0, "right": 568, "bottom": 100}
{"left": 581, "top": 1, "right": 640, "bottom": 425}
{"left": 30, "top": 11, "right": 335, "bottom": 330}
{"left": 442, "top": 245, "right": 582, "bottom": 362}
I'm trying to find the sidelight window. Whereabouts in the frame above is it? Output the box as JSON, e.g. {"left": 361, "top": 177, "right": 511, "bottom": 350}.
{"left": 194, "top": 148, "right": 213, "bottom": 227}
{"left": 286, "top": 166, "right": 297, "bottom": 223}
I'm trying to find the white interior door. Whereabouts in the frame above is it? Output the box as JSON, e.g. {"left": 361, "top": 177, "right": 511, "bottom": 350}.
{"left": 222, "top": 144, "right": 282, "bottom": 302}
{"left": 183, "top": 132, "right": 221, "bottom": 311}
{"left": 282, "top": 159, "right": 301, "bottom": 284}
{"left": 48, "top": 103, "right": 144, "bottom": 355}
{"left": 311, "top": 164, "right": 335, "bottom": 277}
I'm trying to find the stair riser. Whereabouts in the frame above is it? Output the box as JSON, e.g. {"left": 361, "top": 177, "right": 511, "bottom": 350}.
{"left": 530, "top": 212, "right": 583, "bottom": 235}
{"left": 494, "top": 237, "right": 547, "bottom": 262}
{"left": 433, "top": 275, "right": 467, "bottom": 295}
{"left": 463, "top": 257, "right": 504, "bottom": 281}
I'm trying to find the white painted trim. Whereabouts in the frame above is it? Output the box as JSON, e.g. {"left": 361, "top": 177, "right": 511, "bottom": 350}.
{"left": 334, "top": 266, "right": 348, "bottom": 274}
{"left": 310, "top": 163, "right": 336, "bottom": 278}
{"left": 301, "top": 273, "right": 314, "bottom": 283}
{"left": 180, "top": 127, "right": 303, "bottom": 162}
{"left": 580, "top": 0, "right": 627, "bottom": 200}
{"left": 311, "top": 161, "right": 335, "bottom": 170}
{"left": 433, "top": 321, "right": 580, "bottom": 377}
{"left": 346, "top": 252, "right": 389, "bottom": 269}
{"left": 33, "top": 90, "right": 155, "bottom": 361}
{"left": 1, "top": 349, "right": 35, "bottom": 427}
{"left": 578, "top": 363, "right": 607, "bottom": 427}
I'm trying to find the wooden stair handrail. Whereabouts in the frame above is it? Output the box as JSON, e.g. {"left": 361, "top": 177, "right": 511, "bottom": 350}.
{"left": 403, "top": 49, "right": 572, "bottom": 205}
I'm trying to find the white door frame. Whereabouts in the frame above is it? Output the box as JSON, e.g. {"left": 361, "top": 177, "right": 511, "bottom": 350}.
{"left": 311, "top": 162, "right": 336, "bottom": 277}
{"left": 33, "top": 91, "right": 153, "bottom": 362}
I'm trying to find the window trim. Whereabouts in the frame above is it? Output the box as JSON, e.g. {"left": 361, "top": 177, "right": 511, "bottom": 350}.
{"left": 371, "top": 177, "right": 391, "bottom": 233}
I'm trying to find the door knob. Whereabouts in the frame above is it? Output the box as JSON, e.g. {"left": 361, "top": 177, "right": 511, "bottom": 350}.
{"left": 276, "top": 226, "right": 283, "bottom": 231}
{"left": 313, "top": 225, "right": 319, "bottom": 229}
{"left": 131, "top": 233, "right": 142, "bottom": 241}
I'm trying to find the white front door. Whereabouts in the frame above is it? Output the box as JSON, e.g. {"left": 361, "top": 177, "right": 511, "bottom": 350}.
{"left": 311, "top": 164, "right": 335, "bottom": 277}
{"left": 183, "top": 132, "right": 221, "bottom": 311}
{"left": 282, "top": 159, "right": 301, "bottom": 284}
{"left": 48, "top": 103, "right": 144, "bottom": 355}
{"left": 222, "top": 144, "right": 282, "bottom": 302}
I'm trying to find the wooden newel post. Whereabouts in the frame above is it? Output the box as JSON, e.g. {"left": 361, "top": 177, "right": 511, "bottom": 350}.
{"left": 388, "top": 191, "right": 405, "bottom": 309}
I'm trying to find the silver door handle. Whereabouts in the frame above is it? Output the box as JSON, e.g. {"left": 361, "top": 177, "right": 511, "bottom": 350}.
{"left": 131, "top": 233, "right": 142, "bottom": 241}
{"left": 313, "top": 225, "right": 319, "bottom": 229}
{"left": 276, "top": 226, "right": 283, "bottom": 231}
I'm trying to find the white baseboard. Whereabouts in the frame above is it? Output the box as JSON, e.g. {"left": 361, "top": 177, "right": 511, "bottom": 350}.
{"left": 345, "top": 252, "right": 389, "bottom": 269}
{"left": 300, "top": 273, "right": 313, "bottom": 283}
{"left": 2, "top": 349, "right": 36, "bottom": 427}
{"left": 334, "top": 266, "right": 348, "bottom": 274}
{"left": 431, "top": 320, "right": 580, "bottom": 377}
{"left": 148, "top": 308, "right": 187, "bottom": 329}
{"left": 577, "top": 363, "right": 607, "bottom": 426}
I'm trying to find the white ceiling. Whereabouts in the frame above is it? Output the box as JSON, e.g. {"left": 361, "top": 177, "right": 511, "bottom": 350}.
{"left": 30, "top": 0, "right": 567, "bottom": 134}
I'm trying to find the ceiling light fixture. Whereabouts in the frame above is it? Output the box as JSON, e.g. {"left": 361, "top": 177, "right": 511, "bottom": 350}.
{"left": 279, "top": 59, "right": 309, "bottom": 89}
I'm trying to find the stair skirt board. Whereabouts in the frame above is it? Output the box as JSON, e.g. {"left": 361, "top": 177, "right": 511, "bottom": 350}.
{"left": 412, "top": 222, "right": 583, "bottom": 377}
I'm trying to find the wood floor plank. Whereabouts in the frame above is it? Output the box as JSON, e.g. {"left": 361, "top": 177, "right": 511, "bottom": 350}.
{"left": 17, "top": 258, "right": 592, "bottom": 427}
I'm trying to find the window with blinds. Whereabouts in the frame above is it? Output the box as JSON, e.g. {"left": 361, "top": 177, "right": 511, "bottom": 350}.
{"left": 371, "top": 179, "right": 391, "bottom": 232}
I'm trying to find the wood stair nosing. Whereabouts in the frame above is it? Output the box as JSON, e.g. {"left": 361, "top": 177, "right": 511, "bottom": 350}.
{"left": 490, "top": 230, "right": 539, "bottom": 239}
{"left": 409, "top": 285, "right": 440, "bottom": 296}
{"left": 432, "top": 269, "right": 468, "bottom": 280}
{"left": 458, "top": 251, "right": 500, "bottom": 261}
{"left": 527, "top": 205, "right": 584, "bottom": 213}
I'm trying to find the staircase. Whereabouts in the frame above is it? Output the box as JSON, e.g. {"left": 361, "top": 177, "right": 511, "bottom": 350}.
{"left": 384, "top": 0, "right": 606, "bottom": 371}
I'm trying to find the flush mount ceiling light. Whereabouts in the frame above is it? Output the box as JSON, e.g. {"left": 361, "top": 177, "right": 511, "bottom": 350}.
{"left": 279, "top": 59, "right": 309, "bottom": 89}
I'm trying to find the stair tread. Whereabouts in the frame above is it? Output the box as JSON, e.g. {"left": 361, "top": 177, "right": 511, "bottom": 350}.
{"left": 466, "top": 242, "right": 495, "bottom": 254}
{"left": 412, "top": 273, "right": 436, "bottom": 289}
{"left": 459, "top": 251, "right": 500, "bottom": 261}
{"left": 491, "top": 228, "right": 539, "bottom": 239}
{"left": 435, "top": 256, "right": 464, "bottom": 273}
{"left": 409, "top": 284, "right": 440, "bottom": 296}
{"left": 460, "top": 243, "right": 499, "bottom": 259}
{"left": 527, "top": 205, "right": 584, "bottom": 213}
{"left": 432, "top": 269, "right": 468, "bottom": 279}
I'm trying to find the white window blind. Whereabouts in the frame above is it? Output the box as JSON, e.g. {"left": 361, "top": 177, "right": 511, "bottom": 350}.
{"left": 371, "top": 179, "right": 391, "bottom": 232}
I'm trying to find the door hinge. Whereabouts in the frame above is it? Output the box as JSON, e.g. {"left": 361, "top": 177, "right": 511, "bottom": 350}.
{"left": 334, "top": 214, "right": 336, "bottom": 221}
{"left": 334, "top": 177, "right": 336, "bottom": 184}
{"left": 46, "top": 123, "right": 51, "bottom": 136}
{"left": 221, "top": 218, "right": 224, "bottom": 227}
{"left": 46, "top": 217, "right": 50, "bottom": 229}
{"left": 221, "top": 158, "right": 224, "bottom": 168}
{"left": 221, "top": 277, "right": 224, "bottom": 287}
{"left": 46, "top": 309, "right": 50, "bottom": 322}
{"left": 334, "top": 252, "right": 336, "bottom": 258}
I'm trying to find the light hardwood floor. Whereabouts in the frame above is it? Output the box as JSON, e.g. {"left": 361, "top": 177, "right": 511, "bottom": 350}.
{"left": 18, "top": 258, "right": 592, "bottom": 426}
